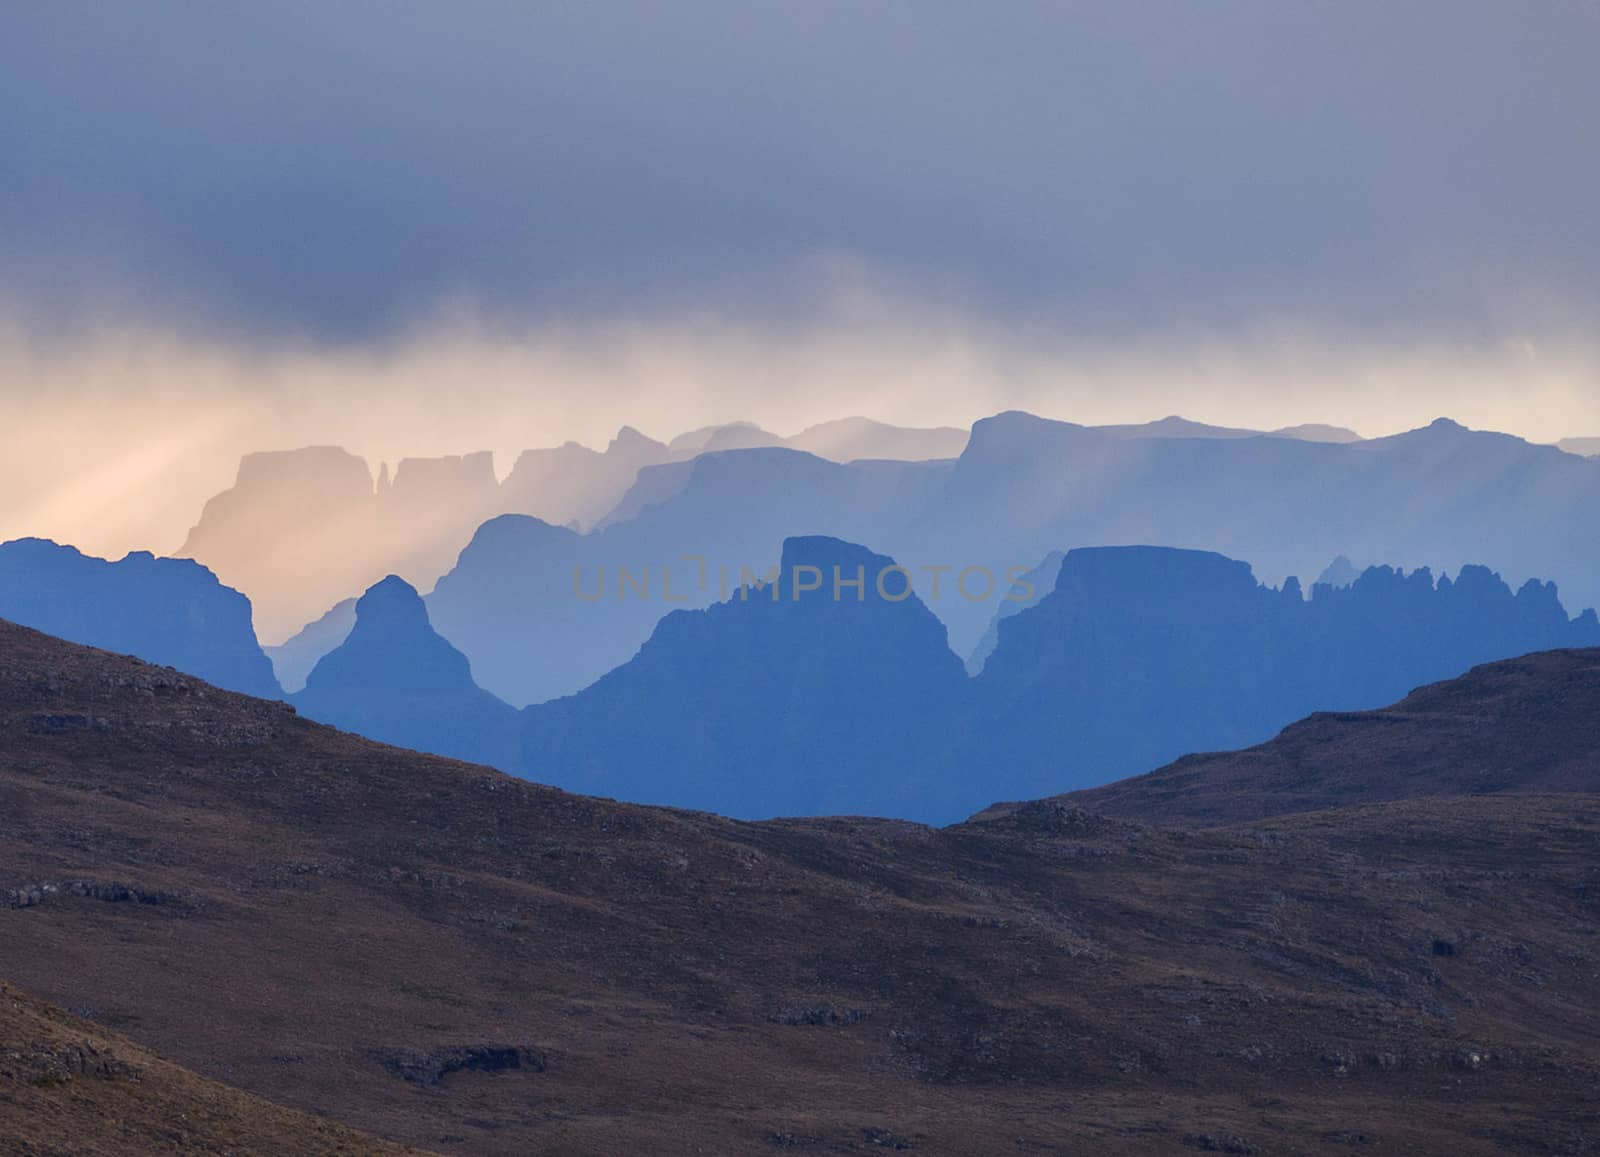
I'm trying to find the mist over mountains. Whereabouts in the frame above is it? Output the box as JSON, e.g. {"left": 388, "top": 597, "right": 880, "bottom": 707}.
{"left": 423, "top": 412, "right": 1600, "bottom": 708}
{"left": 24, "top": 519, "right": 1577, "bottom": 824}
{"left": 6, "top": 408, "right": 1600, "bottom": 827}
{"left": 178, "top": 417, "right": 974, "bottom": 642}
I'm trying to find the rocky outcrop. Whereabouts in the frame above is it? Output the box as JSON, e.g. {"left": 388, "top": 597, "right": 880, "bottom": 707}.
{"left": 292, "top": 576, "right": 517, "bottom": 767}
{"left": 970, "top": 546, "right": 1600, "bottom": 801}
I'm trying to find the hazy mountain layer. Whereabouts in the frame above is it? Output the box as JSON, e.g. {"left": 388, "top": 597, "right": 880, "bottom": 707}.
{"left": 177, "top": 418, "right": 976, "bottom": 643}
{"left": 430, "top": 414, "right": 1600, "bottom": 705}
{"left": 265, "top": 596, "right": 356, "bottom": 692}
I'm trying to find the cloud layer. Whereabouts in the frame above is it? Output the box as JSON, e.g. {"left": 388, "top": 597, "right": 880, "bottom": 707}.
{"left": 4, "top": 3, "right": 1597, "bottom": 340}
{"left": 3, "top": 4, "right": 1598, "bottom": 559}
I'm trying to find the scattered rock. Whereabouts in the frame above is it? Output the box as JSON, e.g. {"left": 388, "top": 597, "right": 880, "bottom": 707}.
{"left": 767, "top": 1006, "right": 865, "bottom": 1027}
{"left": 2, "top": 879, "right": 185, "bottom": 911}
{"left": 1183, "top": 1133, "right": 1254, "bottom": 1154}
{"left": 861, "top": 1126, "right": 912, "bottom": 1149}
{"left": 26, "top": 713, "right": 111, "bottom": 735}
{"left": 383, "top": 1045, "right": 545, "bottom": 1087}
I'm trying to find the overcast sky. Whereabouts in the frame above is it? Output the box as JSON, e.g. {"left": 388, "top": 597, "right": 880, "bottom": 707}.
{"left": 3, "top": 2, "right": 1599, "bottom": 554}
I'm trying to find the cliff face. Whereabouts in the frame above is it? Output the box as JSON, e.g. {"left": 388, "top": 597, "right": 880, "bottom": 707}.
{"left": 969, "top": 546, "right": 1600, "bottom": 802}
{"left": 500, "top": 426, "right": 671, "bottom": 531}
{"left": 0, "top": 537, "right": 280, "bottom": 698}
{"left": 178, "top": 446, "right": 506, "bottom": 643}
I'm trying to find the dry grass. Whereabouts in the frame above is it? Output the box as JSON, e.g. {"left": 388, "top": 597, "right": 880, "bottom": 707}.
{"left": 2, "top": 619, "right": 1599, "bottom": 1153}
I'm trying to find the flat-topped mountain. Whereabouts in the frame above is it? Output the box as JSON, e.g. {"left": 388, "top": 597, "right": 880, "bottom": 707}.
{"left": 521, "top": 536, "right": 970, "bottom": 819}
{"left": 180, "top": 446, "right": 507, "bottom": 642}
{"left": 1038, "top": 646, "right": 1600, "bottom": 827}
{"left": 3, "top": 617, "right": 1600, "bottom": 1153}
{"left": 430, "top": 454, "right": 945, "bottom": 706}
{"left": 0, "top": 537, "right": 280, "bottom": 698}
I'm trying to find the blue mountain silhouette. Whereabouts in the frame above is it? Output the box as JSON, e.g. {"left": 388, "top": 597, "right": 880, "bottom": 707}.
{"left": 0, "top": 537, "right": 280, "bottom": 698}
{"left": 292, "top": 576, "right": 517, "bottom": 767}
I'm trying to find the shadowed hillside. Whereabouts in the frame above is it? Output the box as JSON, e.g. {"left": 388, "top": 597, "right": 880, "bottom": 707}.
{"left": 0, "top": 980, "right": 420, "bottom": 1155}
{"left": 1037, "top": 646, "right": 1600, "bottom": 827}
{"left": 3, "top": 618, "right": 1600, "bottom": 1152}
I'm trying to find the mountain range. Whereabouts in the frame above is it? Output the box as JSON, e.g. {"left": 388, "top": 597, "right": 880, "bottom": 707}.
{"left": 7, "top": 527, "right": 1594, "bottom": 825}
{"left": 173, "top": 411, "right": 1396, "bottom": 658}
{"left": 294, "top": 535, "right": 1600, "bottom": 822}
{"left": 2, "top": 616, "right": 1598, "bottom": 1153}
{"left": 413, "top": 414, "right": 1600, "bottom": 708}
{"left": 176, "top": 418, "right": 973, "bottom": 641}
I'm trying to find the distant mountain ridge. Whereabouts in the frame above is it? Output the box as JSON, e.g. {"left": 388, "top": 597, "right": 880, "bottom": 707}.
{"left": 521, "top": 536, "right": 970, "bottom": 819}
{"left": 291, "top": 576, "right": 517, "bottom": 767}
{"left": 175, "top": 410, "right": 1387, "bottom": 652}
{"left": 334, "top": 535, "right": 1600, "bottom": 823}
{"left": 0, "top": 537, "right": 280, "bottom": 698}
{"left": 177, "top": 417, "right": 976, "bottom": 642}
{"left": 964, "top": 545, "right": 1600, "bottom": 806}
{"left": 1558, "top": 436, "right": 1600, "bottom": 458}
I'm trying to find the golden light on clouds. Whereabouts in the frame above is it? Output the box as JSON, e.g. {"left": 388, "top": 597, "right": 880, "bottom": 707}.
{"left": 3, "top": 299, "right": 1597, "bottom": 562}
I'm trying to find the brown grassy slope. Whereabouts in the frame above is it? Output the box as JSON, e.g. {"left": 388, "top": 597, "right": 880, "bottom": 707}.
{"left": 2, "top": 619, "right": 1600, "bottom": 1154}
{"left": 1032, "top": 646, "right": 1600, "bottom": 827}
{"left": 0, "top": 979, "right": 424, "bottom": 1156}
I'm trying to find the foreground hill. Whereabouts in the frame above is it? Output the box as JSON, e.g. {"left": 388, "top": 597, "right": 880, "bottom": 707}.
{"left": 1041, "top": 646, "right": 1600, "bottom": 827}
{"left": 3, "top": 619, "right": 1600, "bottom": 1153}
{"left": 0, "top": 980, "right": 417, "bottom": 1155}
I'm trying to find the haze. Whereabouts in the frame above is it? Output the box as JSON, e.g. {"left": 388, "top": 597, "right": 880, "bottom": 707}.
{"left": 3, "top": 2, "right": 1598, "bottom": 557}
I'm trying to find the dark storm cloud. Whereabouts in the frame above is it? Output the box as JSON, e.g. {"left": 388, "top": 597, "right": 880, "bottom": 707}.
{"left": 3, "top": 1, "right": 1597, "bottom": 341}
